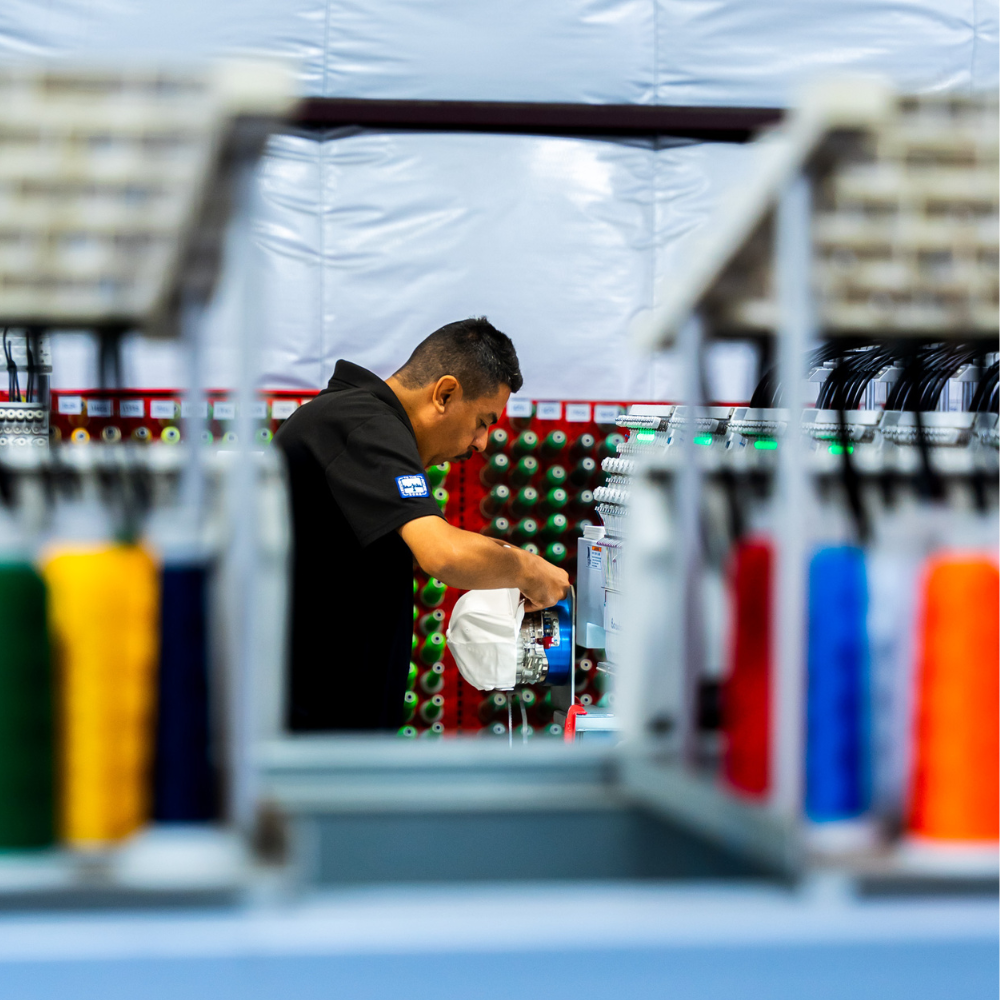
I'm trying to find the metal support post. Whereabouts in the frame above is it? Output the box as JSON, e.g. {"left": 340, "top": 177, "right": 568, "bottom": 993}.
{"left": 772, "top": 174, "right": 815, "bottom": 821}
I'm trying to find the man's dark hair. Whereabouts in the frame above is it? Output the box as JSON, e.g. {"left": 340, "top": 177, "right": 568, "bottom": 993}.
{"left": 393, "top": 317, "right": 523, "bottom": 397}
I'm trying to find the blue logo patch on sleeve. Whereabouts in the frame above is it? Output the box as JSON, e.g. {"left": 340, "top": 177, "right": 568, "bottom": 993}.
{"left": 396, "top": 474, "right": 430, "bottom": 498}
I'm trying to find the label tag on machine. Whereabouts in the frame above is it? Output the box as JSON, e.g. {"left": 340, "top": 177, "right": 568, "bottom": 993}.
{"left": 589, "top": 545, "right": 602, "bottom": 569}
{"left": 566, "top": 403, "right": 591, "bottom": 422}
{"left": 507, "top": 398, "right": 533, "bottom": 418}
{"left": 536, "top": 401, "right": 561, "bottom": 420}
{"left": 120, "top": 399, "right": 144, "bottom": 418}
{"left": 397, "top": 474, "right": 430, "bottom": 498}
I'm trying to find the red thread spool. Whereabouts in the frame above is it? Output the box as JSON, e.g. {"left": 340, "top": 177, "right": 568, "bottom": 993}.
{"left": 908, "top": 556, "right": 999, "bottom": 843}
{"left": 722, "top": 540, "right": 773, "bottom": 798}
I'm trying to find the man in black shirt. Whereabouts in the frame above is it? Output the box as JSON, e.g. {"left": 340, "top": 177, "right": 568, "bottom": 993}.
{"left": 275, "top": 317, "right": 569, "bottom": 731}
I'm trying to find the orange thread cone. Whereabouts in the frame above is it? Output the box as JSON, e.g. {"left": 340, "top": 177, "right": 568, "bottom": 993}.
{"left": 908, "top": 556, "right": 999, "bottom": 842}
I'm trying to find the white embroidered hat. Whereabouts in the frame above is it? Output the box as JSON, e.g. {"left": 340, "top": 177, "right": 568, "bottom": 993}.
{"left": 446, "top": 588, "right": 525, "bottom": 692}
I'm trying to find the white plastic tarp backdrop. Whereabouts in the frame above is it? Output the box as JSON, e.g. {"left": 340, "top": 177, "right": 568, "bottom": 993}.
{"left": 1, "top": 0, "right": 995, "bottom": 102}
{"left": 53, "top": 133, "right": 758, "bottom": 401}
{"left": 7, "top": 0, "right": 996, "bottom": 397}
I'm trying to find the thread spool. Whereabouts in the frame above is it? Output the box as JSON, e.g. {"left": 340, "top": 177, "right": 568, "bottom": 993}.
{"left": 721, "top": 540, "right": 772, "bottom": 799}
{"left": 42, "top": 545, "right": 159, "bottom": 845}
{"left": 0, "top": 564, "right": 54, "bottom": 848}
{"left": 153, "top": 564, "right": 215, "bottom": 823}
{"left": 908, "top": 556, "right": 999, "bottom": 843}
{"left": 805, "top": 546, "right": 869, "bottom": 822}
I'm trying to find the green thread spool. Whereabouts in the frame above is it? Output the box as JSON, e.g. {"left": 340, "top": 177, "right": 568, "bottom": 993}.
{"left": 420, "top": 578, "right": 447, "bottom": 608}
{"left": 419, "top": 662, "right": 446, "bottom": 694}
{"left": 574, "top": 489, "right": 595, "bottom": 511}
{"left": 411, "top": 633, "right": 418, "bottom": 656}
{"left": 402, "top": 690, "right": 418, "bottom": 724}
{"left": 420, "top": 631, "right": 447, "bottom": 665}
{"left": 511, "top": 486, "right": 539, "bottom": 517}
{"left": 570, "top": 432, "right": 596, "bottom": 457}
{"left": 569, "top": 457, "right": 596, "bottom": 486}
{"left": 544, "top": 541, "right": 568, "bottom": 565}
{"left": 512, "top": 517, "right": 539, "bottom": 542}
{"left": 418, "top": 610, "right": 446, "bottom": 636}
{"left": 482, "top": 516, "right": 510, "bottom": 538}
{"left": 421, "top": 721, "right": 446, "bottom": 738}
{"left": 407, "top": 662, "right": 418, "bottom": 691}
{"left": 419, "top": 694, "right": 445, "bottom": 724}
{"left": 543, "top": 487, "right": 569, "bottom": 511}
{"left": 510, "top": 456, "right": 538, "bottom": 486}
{"left": 513, "top": 688, "right": 537, "bottom": 710}
{"left": 478, "top": 691, "right": 507, "bottom": 723}
{"left": 541, "top": 430, "right": 567, "bottom": 456}
{"left": 544, "top": 723, "right": 563, "bottom": 738}
{"left": 544, "top": 465, "right": 567, "bottom": 489}
{"left": 433, "top": 487, "right": 449, "bottom": 512}
{"left": 480, "top": 453, "right": 510, "bottom": 486}
{"left": 512, "top": 430, "right": 539, "bottom": 456}
{"left": 425, "top": 463, "right": 450, "bottom": 488}
{"left": 397, "top": 725, "right": 418, "bottom": 739}
{"left": 0, "top": 564, "right": 54, "bottom": 849}
{"left": 486, "top": 428, "right": 509, "bottom": 454}
{"left": 479, "top": 484, "right": 510, "bottom": 517}
{"left": 521, "top": 542, "right": 540, "bottom": 555}
{"left": 542, "top": 513, "right": 569, "bottom": 537}
{"left": 599, "top": 433, "right": 625, "bottom": 459}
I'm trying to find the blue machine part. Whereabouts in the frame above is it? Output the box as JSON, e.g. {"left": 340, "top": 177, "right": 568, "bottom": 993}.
{"left": 543, "top": 597, "right": 574, "bottom": 686}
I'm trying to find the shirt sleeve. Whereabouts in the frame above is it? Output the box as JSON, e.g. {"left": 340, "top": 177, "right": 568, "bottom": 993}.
{"left": 324, "top": 413, "right": 444, "bottom": 548}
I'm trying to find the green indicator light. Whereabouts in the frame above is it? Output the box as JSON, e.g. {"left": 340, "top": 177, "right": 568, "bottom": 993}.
{"left": 634, "top": 429, "right": 656, "bottom": 444}
{"left": 754, "top": 439, "right": 778, "bottom": 451}
{"left": 693, "top": 434, "right": 713, "bottom": 447}
{"left": 828, "top": 444, "right": 854, "bottom": 455}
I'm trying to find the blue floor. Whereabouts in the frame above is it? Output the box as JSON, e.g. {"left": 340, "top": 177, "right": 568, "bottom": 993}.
{"left": 0, "top": 882, "right": 994, "bottom": 1000}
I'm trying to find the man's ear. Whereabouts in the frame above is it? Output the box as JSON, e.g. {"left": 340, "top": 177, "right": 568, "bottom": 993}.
{"left": 431, "top": 375, "right": 460, "bottom": 414}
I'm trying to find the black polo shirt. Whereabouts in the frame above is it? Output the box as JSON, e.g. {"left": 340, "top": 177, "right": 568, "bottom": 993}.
{"left": 275, "top": 361, "right": 444, "bottom": 731}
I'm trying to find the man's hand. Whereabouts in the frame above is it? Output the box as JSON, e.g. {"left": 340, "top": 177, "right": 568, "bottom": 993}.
{"left": 399, "top": 516, "right": 570, "bottom": 609}
{"left": 518, "top": 548, "right": 571, "bottom": 611}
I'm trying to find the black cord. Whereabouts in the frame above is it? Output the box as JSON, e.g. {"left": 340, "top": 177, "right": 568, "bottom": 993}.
{"left": 3, "top": 329, "right": 19, "bottom": 404}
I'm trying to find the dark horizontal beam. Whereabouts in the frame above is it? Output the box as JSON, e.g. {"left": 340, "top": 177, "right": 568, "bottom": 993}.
{"left": 291, "top": 98, "right": 783, "bottom": 143}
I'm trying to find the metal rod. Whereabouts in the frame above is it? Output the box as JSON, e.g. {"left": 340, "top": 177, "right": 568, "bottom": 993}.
{"left": 772, "top": 173, "right": 815, "bottom": 821}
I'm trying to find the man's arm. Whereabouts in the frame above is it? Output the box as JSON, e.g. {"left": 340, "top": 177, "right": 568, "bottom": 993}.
{"left": 398, "top": 516, "right": 569, "bottom": 610}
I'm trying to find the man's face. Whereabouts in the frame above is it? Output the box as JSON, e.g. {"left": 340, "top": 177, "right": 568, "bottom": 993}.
{"left": 431, "top": 383, "right": 510, "bottom": 466}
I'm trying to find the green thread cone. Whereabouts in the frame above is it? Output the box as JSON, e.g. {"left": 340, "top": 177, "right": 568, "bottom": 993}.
{"left": 544, "top": 541, "right": 568, "bottom": 564}
{"left": 418, "top": 610, "right": 446, "bottom": 636}
{"left": 486, "top": 428, "right": 509, "bottom": 454}
{"left": 433, "top": 487, "right": 449, "bottom": 512}
{"left": 511, "top": 486, "right": 538, "bottom": 517}
{"left": 570, "top": 432, "right": 596, "bottom": 458}
{"left": 542, "top": 512, "right": 569, "bottom": 537}
{"left": 420, "top": 578, "right": 447, "bottom": 608}
{"left": 407, "top": 662, "right": 418, "bottom": 691}
{"left": 425, "top": 463, "right": 450, "bottom": 488}
{"left": 511, "top": 517, "right": 538, "bottom": 542}
{"left": 569, "top": 457, "right": 596, "bottom": 486}
{"left": 512, "top": 430, "right": 538, "bottom": 456}
{"left": 481, "top": 516, "right": 510, "bottom": 538}
{"left": 419, "top": 631, "right": 447, "bottom": 665}
{"left": 541, "top": 430, "right": 567, "bottom": 456}
{"left": 480, "top": 453, "right": 510, "bottom": 486}
{"left": 510, "top": 456, "right": 538, "bottom": 486}
{"left": 397, "top": 725, "right": 418, "bottom": 739}
{"left": 479, "top": 484, "right": 510, "bottom": 517}
{"left": 599, "top": 433, "right": 625, "bottom": 459}
{"left": 419, "top": 694, "right": 445, "bottom": 724}
{"left": 402, "top": 690, "right": 418, "bottom": 724}
{"left": 0, "top": 564, "right": 54, "bottom": 848}
{"left": 543, "top": 487, "right": 568, "bottom": 511}
{"left": 419, "top": 662, "right": 446, "bottom": 694}
{"left": 544, "top": 465, "right": 567, "bottom": 488}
